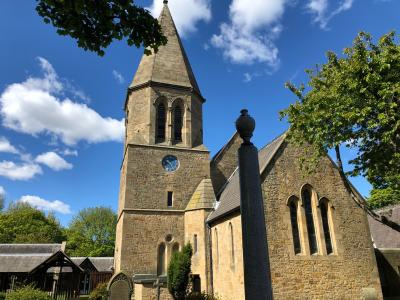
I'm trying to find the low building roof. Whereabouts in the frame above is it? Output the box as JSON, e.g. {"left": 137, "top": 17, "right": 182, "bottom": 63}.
{"left": 207, "top": 133, "right": 286, "bottom": 223}
{"left": 368, "top": 205, "right": 400, "bottom": 248}
{"left": 0, "top": 243, "right": 63, "bottom": 273}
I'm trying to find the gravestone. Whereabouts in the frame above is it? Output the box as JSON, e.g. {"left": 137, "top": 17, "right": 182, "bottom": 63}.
{"left": 108, "top": 272, "right": 132, "bottom": 300}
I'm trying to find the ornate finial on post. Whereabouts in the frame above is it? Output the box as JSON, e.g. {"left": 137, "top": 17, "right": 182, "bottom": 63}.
{"left": 163, "top": 0, "right": 168, "bottom": 4}
{"left": 235, "top": 109, "right": 255, "bottom": 145}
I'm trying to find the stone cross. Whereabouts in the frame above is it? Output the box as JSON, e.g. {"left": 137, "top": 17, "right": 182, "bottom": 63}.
{"left": 236, "top": 109, "right": 273, "bottom": 300}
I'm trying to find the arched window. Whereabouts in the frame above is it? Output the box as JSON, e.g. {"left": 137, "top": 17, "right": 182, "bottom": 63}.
{"left": 320, "top": 199, "right": 333, "bottom": 254}
{"left": 302, "top": 189, "right": 318, "bottom": 254}
{"left": 157, "top": 243, "right": 166, "bottom": 275}
{"left": 214, "top": 228, "right": 219, "bottom": 269}
{"left": 156, "top": 102, "right": 166, "bottom": 143}
{"left": 193, "top": 234, "right": 198, "bottom": 254}
{"left": 289, "top": 199, "right": 302, "bottom": 254}
{"left": 172, "top": 243, "right": 179, "bottom": 254}
{"left": 229, "top": 223, "right": 235, "bottom": 268}
{"left": 173, "top": 105, "right": 183, "bottom": 142}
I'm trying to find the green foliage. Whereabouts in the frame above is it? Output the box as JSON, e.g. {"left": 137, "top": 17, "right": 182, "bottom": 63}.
{"left": 36, "top": 0, "right": 167, "bottom": 56}
{"left": 0, "top": 292, "right": 6, "bottom": 300}
{"left": 66, "top": 207, "right": 117, "bottom": 257}
{"left": 281, "top": 31, "right": 400, "bottom": 205}
{"left": 185, "top": 292, "right": 220, "bottom": 300}
{"left": 88, "top": 282, "right": 108, "bottom": 300}
{"left": 168, "top": 244, "right": 193, "bottom": 300}
{"left": 0, "top": 202, "right": 65, "bottom": 243}
{"left": 5, "top": 285, "right": 51, "bottom": 300}
{"left": 368, "top": 186, "right": 400, "bottom": 209}
{"left": 0, "top": 193, "right": 4, "bottom": 211}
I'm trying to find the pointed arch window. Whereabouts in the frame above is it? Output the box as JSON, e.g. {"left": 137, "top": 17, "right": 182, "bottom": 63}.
{"left": 172, "top": 243, "right": 179, "bottom": 255}
{"left": 288, "top": 198, "right": 302, "bottom": 254}
{"left": 303, "top": 189, "right": 318, "bottom": 254}
{"left": 173, "top": 105, "right": 183, "bottom": 142}
{"left": 157, "top": 243, "right": 166, "bottom": 275}
{"left": 320, "top": 199, "right": 334, "bottom": 254}
{"left": 156, "top": 102, "right": 166, "bottom": 143}
{"left": 229, "top": 222, "right": 235, "bottom": 268}
{"left": 214, "top": 228, "right": 219, "bottom": 269}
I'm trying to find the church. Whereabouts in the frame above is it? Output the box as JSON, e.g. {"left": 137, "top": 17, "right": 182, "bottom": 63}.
{"left": 109, "top": 1, "right": 385, "bottom": 299}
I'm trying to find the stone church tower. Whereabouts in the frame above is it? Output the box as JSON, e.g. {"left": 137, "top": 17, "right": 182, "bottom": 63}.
{"left": 114, "top": 1, "right": 214, "bottom": 298}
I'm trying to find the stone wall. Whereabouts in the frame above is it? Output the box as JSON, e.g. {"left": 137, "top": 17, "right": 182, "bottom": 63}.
{"left": 115, "top": 144, "right": 210, "bottom": 275}
{"left": 184, "top": 209, "right": 212, "bottom": 293}
{"left": 210, "top": 133, "right": 241, "bottom": 195}
{"left": 210, "top": 212, "right": 244, "bottom": 300}
{"left": 261, "top": 141, "right": 383, "bottom": 299}
{"left": 118, "top": 211, "right": 184, "bottom": 275}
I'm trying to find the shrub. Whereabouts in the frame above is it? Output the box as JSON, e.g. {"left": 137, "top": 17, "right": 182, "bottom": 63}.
{"left": 168, "top": 243, "right": 193, "bottom": 300}
{"left": 88, "top": 282, "right": 108, "bottom": 300}
{"left": 5, "top": 286, "right": 51, "bottom": 300}
{"left": 0, "top": 292, "right": 6, "bottom": 300}
{"left": 185, "top": 292, "right": 220, "bottom": 300}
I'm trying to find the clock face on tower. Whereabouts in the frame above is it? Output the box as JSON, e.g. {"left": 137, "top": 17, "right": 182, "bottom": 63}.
{"left": 162, "top": 155, "right": 179, "bottom": 172}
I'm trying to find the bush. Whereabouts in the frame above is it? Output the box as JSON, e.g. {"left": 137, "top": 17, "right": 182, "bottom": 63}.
{"left": 88, "top": 283, "right": 108, "bottom": 300}
{"left": 185, "top": 292, "right": 220, "bottom": 300}
{"left": 168, "top": 244, "right": 193, "bottom": 300}
{"left": 0, "top": 292, "right": 6, "bottom": 300}
{"left": 5, "top": 286, "right": 51, "bottom": 300}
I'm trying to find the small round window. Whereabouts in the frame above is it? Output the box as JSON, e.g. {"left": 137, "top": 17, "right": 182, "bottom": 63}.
{"left": 162, "top": 155, "right": 179, "bottom": 172}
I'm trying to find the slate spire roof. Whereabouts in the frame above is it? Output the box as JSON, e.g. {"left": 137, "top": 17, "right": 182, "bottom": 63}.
{"left": 130, "top": 1, "right": 201, "bottom": 96}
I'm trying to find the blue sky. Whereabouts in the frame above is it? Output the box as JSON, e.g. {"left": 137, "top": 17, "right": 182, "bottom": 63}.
{"left": 0, "top": 0, "right": 399, "bottom": 226}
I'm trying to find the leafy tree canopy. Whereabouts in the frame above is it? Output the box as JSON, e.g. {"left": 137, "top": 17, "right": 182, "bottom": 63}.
{"left": 281, "top": 31, "right": 400, "bottom": 208}
{"left": 65, "top": 206, "right": 117, "bottom": 257}
{"left": 36, "top": 0, "right": 167, "bottom": 56}
{"left": 0, "top": 202, "right": 65, "bottom": 243}
{"left": 168, "top": 244, "right": 193, "bottom": 300}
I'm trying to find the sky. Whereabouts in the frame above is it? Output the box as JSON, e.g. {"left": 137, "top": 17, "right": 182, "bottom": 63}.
{"left": 0, "top": 0, "right": 399, "bottom": 226}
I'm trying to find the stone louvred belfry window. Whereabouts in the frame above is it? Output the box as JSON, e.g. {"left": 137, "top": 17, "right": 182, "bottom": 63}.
{"left": 156, "top": 103, "right": 166, "bottom": 143}
{"left": 320, "top": 198, "right": 334, "bottom": 254}
{"left": 289, "top": 199, "right": 302, "bottom": 254}
{"left": 157, "top": 243, "right": 166, "bottom": 275}
{"left": 173, "top": 105, "right": 183, "bottom": 142}
{"left": 303, "top": 189, "right": 318, "bottom": 254}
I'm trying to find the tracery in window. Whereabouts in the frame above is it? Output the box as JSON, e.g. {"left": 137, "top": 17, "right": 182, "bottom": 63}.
{"left": 302, "top": 188, "right": 318, "bottom": 254}
{"left": 288, "top": 198, "right": 302, "bottom": 254}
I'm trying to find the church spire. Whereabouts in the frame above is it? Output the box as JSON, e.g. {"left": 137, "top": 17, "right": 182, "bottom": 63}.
{"left": 130, "top": 1, "right": 202, "bottom": 97}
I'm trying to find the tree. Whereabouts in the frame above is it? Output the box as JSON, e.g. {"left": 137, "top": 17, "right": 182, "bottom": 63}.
{"left": 36, "top": 0, "right": 167, "bottom": 56}
{"left": 0, "top": 202, "right": 65, "bottom": 243}
{"left": 0, "top": 192, "right": 4, "bottom": 211}
{"left": 65, "top": 206, "right": 117, "bottom": 257}
{"left": 167, "top": 243, "right": 193, "bottom": 300}
{"left": 280, "top": 31, "right": 400, "bottom": 210}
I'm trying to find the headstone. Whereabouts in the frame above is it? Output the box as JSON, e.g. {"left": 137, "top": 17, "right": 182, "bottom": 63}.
{"left": 108, "top": 273, "right": 132, "bottom": 300}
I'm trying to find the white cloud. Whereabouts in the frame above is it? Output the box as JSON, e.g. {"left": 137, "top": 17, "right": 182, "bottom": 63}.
{"left": 0, "top": 161, "right": 42, "bottom": 180}
{"left": 112, "top": 70, "right": 125, "bottom": 84}
{"left": 35, "top": 151, "right": 73, "bottom": 171}
{"left": 148, "top": 0, "right": 211, "bottom": 36}
{"left": 307, "top": 0, "right": 354, "bottom": 29}
{"left": 211, "top": 0, "right": 286, "bottom": 67}
{"left": 0, "top": 137, "right": 19, "bottom": 154}
{"left": 0, "top": 186, "right": 4, "bottom": 196}
{"left": 62, "top": 149, "right": 78, "bottom": 156}
{"left": 0, "top": 57, "right": 125, "bottom": 146}
{"left": 19, "top": 195, "right": 71, "bottom": 214}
